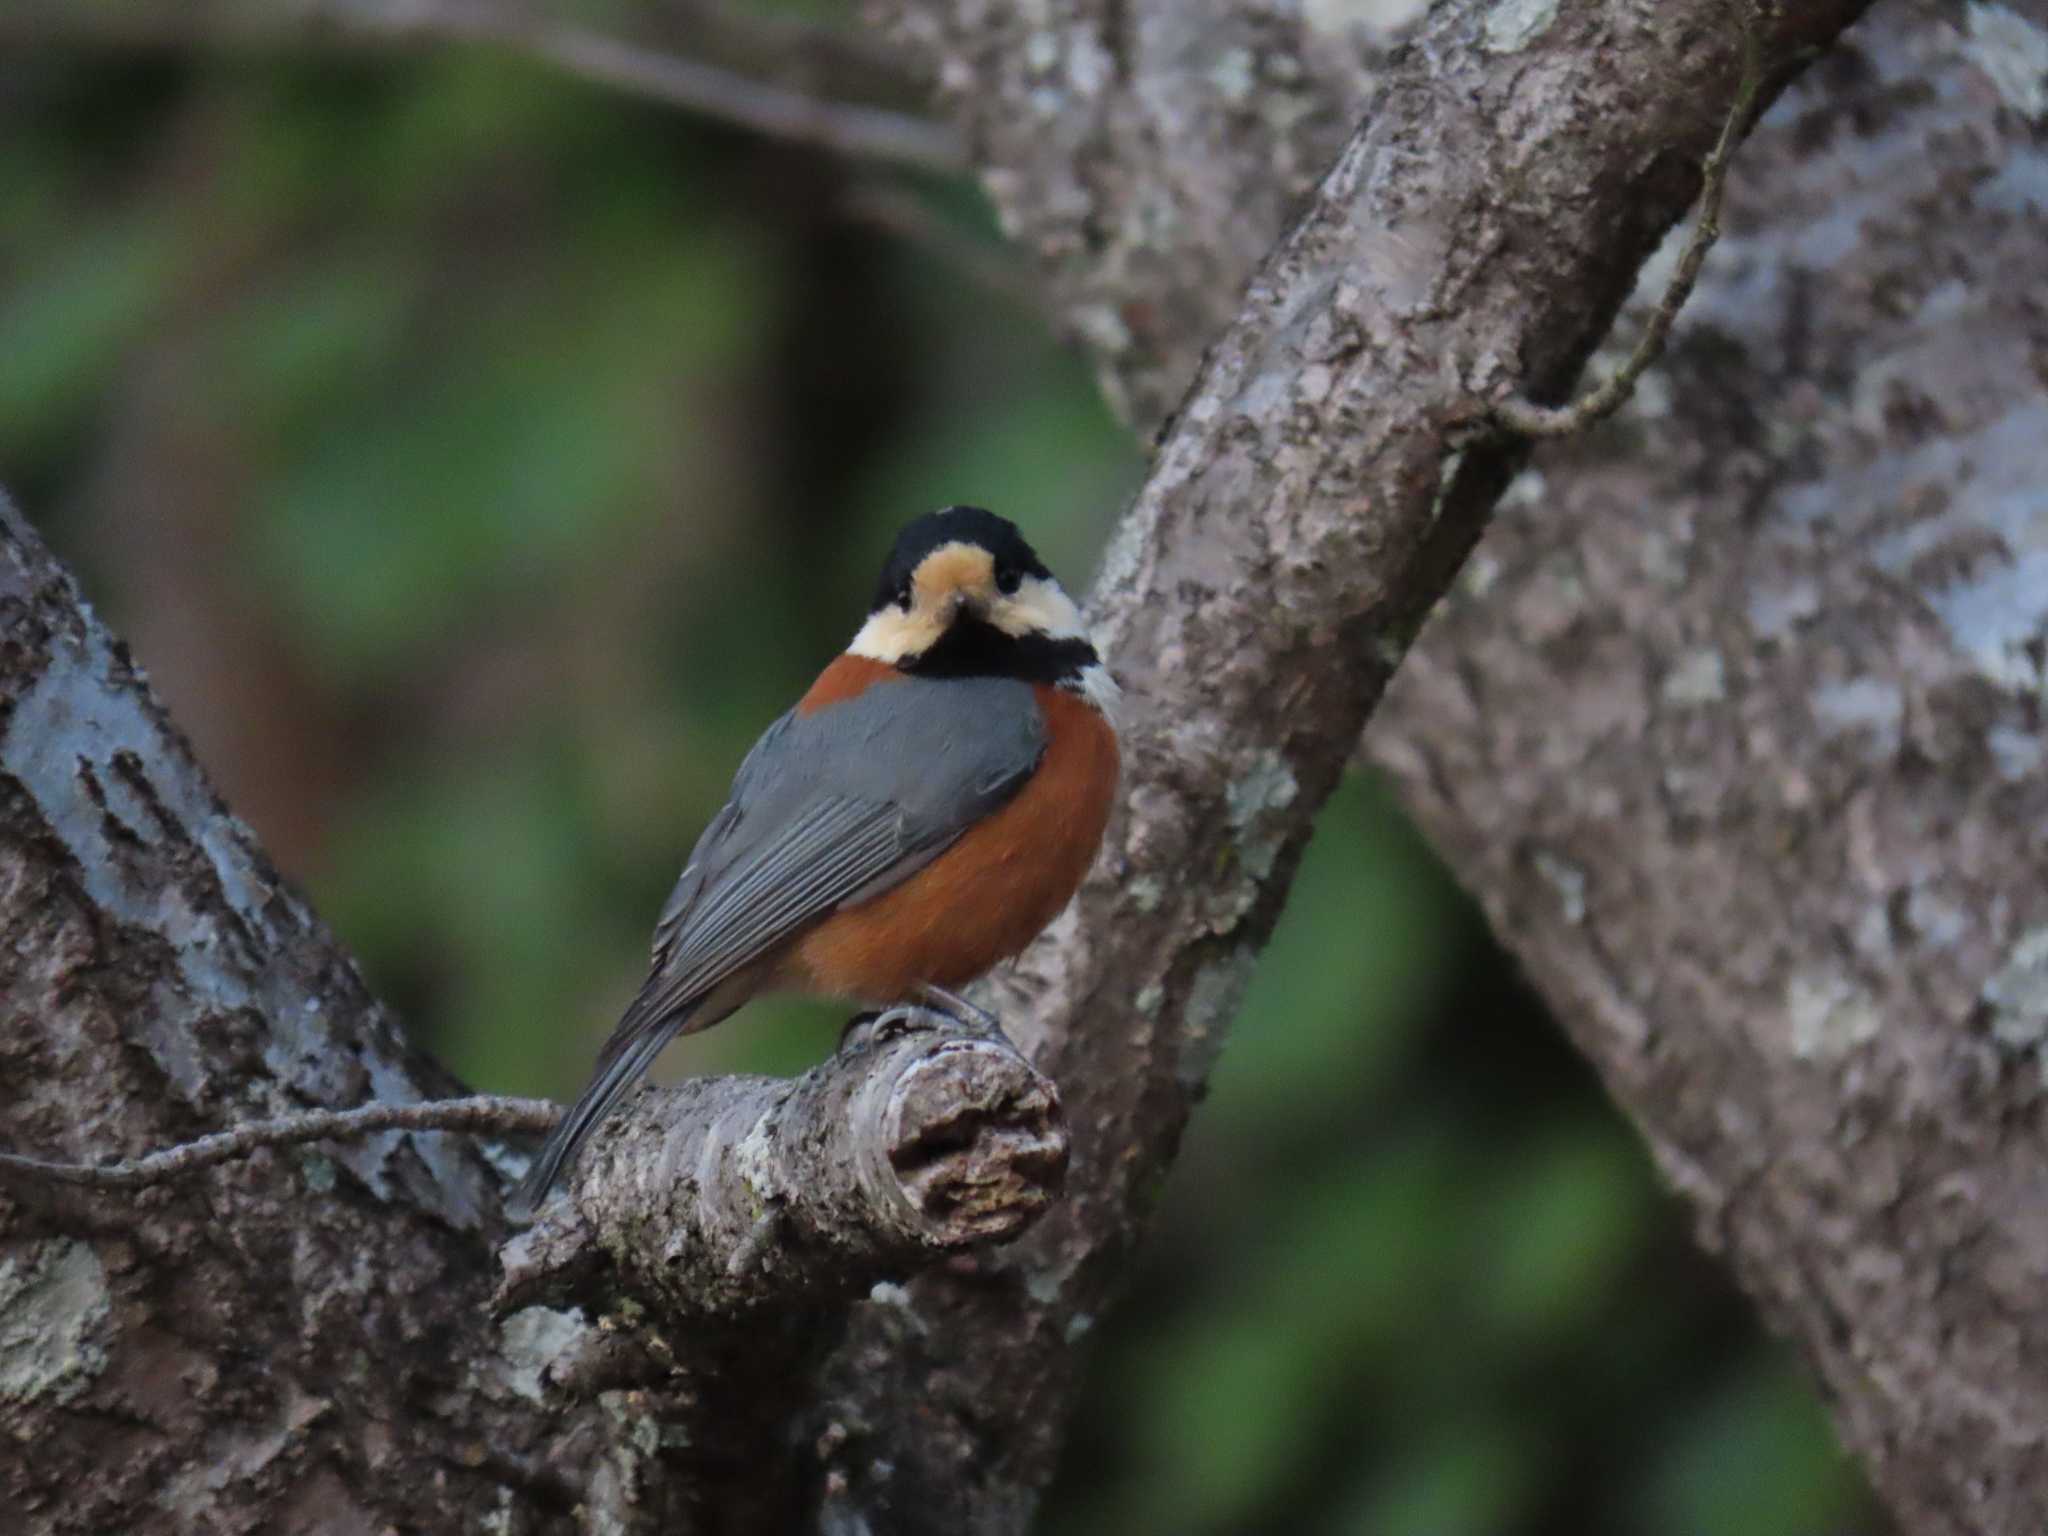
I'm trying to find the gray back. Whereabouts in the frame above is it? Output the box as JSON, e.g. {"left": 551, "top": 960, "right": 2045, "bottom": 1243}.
{"left": 651, "top": 672, "right": 1046, "bottom": 988}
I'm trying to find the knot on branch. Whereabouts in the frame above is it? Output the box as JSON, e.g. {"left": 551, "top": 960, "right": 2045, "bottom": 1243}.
{"left": 495, "top": 1006, "right": 1065, "bottom": 1319}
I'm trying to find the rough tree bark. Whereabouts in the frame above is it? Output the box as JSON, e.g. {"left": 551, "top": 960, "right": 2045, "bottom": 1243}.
{"left": 10, "top": 0, "right": 1990, "bottom": 1532}
{"left": 1370, "top": 11, "right": 2048, "bottom": 1532}
{"left": 501, "top": 1008, "right": 1070, "bottom": 1320}
{"left": 870, "top": 0, "right": 2048, "bottom": 1531}
{"left": 0, "top": 505, "right": 627, "bottom": 1533}
{"left": 867, "top": 0, "right": 1390, "bottom": 425}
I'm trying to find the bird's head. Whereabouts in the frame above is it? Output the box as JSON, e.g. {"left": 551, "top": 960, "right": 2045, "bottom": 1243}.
{"left": 850, "top": 507, "right": 1112, "bottom": 707}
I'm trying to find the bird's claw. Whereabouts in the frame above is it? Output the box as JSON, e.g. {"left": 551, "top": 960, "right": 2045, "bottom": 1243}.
{"left": 836, "top": 988, "right": 1013, "bottom": 1054}
{"left": 838, "top": 1005, "right": 935, "bottom": 1052}
{"left": 917, "top": 983, "right": 1013, "bottom": 1046}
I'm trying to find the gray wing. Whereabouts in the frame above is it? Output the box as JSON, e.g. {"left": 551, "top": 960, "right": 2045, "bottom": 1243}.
{"left": 649, "top": 672, "right": 1046, "bottom": 988}
{"left": 509, "top": 674, "right": 1044, "bottom": 1213}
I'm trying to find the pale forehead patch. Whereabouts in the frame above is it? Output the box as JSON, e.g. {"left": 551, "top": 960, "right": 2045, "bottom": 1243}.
{"left": 914, "top": 542, "right": 997, "bottom": 600}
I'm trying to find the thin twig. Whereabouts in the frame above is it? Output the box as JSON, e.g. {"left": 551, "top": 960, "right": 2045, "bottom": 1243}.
{"left": 507, "top": 22, "right": 963, "bottom": 173}
{"left": 0, "top": 0, "right": 965, "bottom": 175}
{"left": 0, "top": 1095, "right": 558, "bottom": 1190}
{"left": 1493, "top": 8, "right": 1767, "bottom": 438}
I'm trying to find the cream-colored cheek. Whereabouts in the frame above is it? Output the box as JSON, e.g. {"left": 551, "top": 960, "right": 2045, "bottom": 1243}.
{"left": 992, "top": 577, "right": 1085, "bottom": 639}
{"left": 849, "top": 606, "right": 943, "bottom": 662}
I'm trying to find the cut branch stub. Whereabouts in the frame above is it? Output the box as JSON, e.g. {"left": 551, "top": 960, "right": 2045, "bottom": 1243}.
{"left": 877, "top": 1037, "right": 1065, "bottom": 1236}
{"left": 497, "top": 1006, "right": 1066, "bottom": 1319}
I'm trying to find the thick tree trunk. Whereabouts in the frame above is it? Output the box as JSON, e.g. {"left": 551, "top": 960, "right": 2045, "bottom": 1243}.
{"left": 1369, "top": 11, "right": 2048, "bottom": 1531}
{"left": 0, "top": 506, "right": 628, "bottom": 1533}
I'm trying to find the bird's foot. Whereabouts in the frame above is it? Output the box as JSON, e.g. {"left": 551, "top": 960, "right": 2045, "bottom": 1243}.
{"left": 837, "top": 1009, "right": 884, "bottom": 1052}
{"left": 838, "top": 1005, "right": 937, "bottom": 1053}
{"left": 837, "top": 989, "right": 1013, "bottom": 1054}
{"left": 916, "top": 983, "right": 1012, "bottom": 1046}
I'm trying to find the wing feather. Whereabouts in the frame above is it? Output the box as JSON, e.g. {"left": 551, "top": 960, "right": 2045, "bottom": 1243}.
{"left": 634, "top": 797, "right": 907, "bottom": 1021}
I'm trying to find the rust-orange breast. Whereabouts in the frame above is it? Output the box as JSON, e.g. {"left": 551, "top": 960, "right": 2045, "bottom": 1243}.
{"left": 789, "top": 684, "right": 1118, "bottom": 999}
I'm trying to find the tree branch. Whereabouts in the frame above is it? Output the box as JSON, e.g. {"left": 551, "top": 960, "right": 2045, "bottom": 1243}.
{"left": 0, "top": 987, "right": 1062, "bottom": 1322}
{"left": 0, "top": 0, "right": 964, "bottom": 173}
{"left": 0, "top": 998, "right": 1064, "bottom": 1321}
{"left": 482, "top": 13, "right": 961, "bottom": 172}
{"left": 853, "top": 1, "right": 2048, "bottom": 1531}
{"left": 1492, "top": 5, "right": 1767, "bottom": 439}
{"left": 0, "top": 1095, "right": 555, "bottom": 1189}
{"left": 500, "top": 1005, "right": 1067, "bottom": 1318}
{"left": 859, "top": 0, "right": 1399, "bottom": 428}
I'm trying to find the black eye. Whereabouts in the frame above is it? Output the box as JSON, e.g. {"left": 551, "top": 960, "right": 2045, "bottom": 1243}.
{"left": 995, "top": 563, "right": 1022, "bottom": 595}
{"left": 895, "top": 577, "right": 913, "bottom": 610}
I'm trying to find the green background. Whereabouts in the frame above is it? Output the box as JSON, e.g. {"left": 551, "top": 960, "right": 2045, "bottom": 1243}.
{"left": 2, "top": 23, "right": 1879, "bottom": 1535}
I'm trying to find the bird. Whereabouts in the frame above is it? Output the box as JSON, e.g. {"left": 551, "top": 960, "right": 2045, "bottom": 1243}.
{"left": 509, "top": 505, "right": 1120, "bottom": 1214}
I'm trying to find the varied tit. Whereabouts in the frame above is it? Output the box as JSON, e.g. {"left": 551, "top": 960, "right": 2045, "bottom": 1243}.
{"left": 510, "top": 505, "right": 1119, "bottom": 1213}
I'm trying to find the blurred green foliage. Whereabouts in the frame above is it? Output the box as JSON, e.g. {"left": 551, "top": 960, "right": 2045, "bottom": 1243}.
{"left": 1, "top": 20, "right": 1878, "bottom": 1534}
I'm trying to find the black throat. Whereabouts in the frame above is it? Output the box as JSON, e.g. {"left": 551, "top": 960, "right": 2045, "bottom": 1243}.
{"left": 901, "top": 614, "right": 1098, "bottom": 686}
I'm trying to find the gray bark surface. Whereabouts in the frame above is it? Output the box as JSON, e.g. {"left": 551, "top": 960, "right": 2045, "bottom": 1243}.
{"left": 864, "top": 0, "right": 1391, "bottom": 426}
{"left": 503, "top": 1008, "right": 1067, "bottom": 1319}
{"left": 0, "top": 504, "right": 615, "bottom": 1533}
{"left": 1369, "top": 11, "right": 2048, "bottom": 1531}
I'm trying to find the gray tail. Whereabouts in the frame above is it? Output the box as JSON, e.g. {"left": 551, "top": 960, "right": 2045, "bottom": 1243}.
{"left": 506, "top": 1002, "right": 688, "bottom": 1219}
